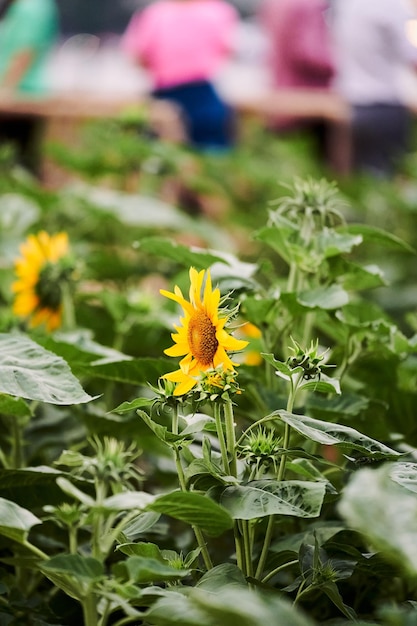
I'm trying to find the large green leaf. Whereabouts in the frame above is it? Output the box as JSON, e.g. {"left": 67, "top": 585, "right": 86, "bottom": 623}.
{"left": 217, "top": 480, "right": 326, "bottom": 520}
{"left": 389, "top": 462, "right": 417, "bottom": 494}
{"left": 77, "top": 357, "right": 170, "bottom": 385}
{"left": 339, "top": 223, "right": 415, "bottom": 253}
{"left": 0, "top": 393, "right": 32, "bottom": 418}
{"left": 40, "top": 554, "right": 104, "bottom": 600}
{"left": 113, "top": 556, "right": 189, "bottom": 584}
{"left": 0, "top": 497, "right": 41, "bottom": 544}
{"left": 139, "top": 237, "right": 225, "bottom": 269}
{"left": 0, "top": 334, "right": 94, "bottom": 405}
{"left": 297, "top": 284, "right": 349, "bottom": 310}
{"left": 148, "top": 491, "right": 233, "bottom": 537}
{"left": 339, "top": 464, "right": 417, "bottom": 575}
{"left": 146, "top": 587, "right": 316, "bottom": 626}
{"left": 277, "top": 410, "right": 400, "bottom": 459}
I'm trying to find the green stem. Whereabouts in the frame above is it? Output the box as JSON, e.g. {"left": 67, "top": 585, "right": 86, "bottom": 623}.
{"left": 214, "top": 403, "right": 229, "bottom": 474}
{"left": 82, "top": 592, "right": 98, "bottom": 626}
{"left": 172, "top": 405, "right": 179, "bottom": 436}
{"left": 61, "top": 282, "right": 76, "bottom": 331}
{"left": 261, "top": 558, "right": 299, "bottom": 584}
{"left": 255, "top": 373, "right": 302, "bottom": 580}
{"left": 174, "top": 445, "right": 213, "bottom": 571}
{"left": 11, "top": 416, "right": 24, "bottom": 469}
{"left": 234, "top": 521, "right": 245, "bottom": 574}
{"left": 69, "top": 526, "right": 78, "bottom": 555}
{"left": 277, "top": 422, "right": 291, "bottom": 482}
{"left": 254, "top": 515, "right": 275, "bottom": 580}
{"left": 92, "top": 479, "right": 106, "bottom": 560}
{"left": 242, "top": 520, "right": 253, "bottom": 577}
{"left": 224, "top": 400, "right": 237, "bottom": 477}
{"left": 22, "top": 540, "right": 48, "bottom": 561}
{"left": 112, "top": 616, "right": 143, "bottom": 626}
{"left": 193, "top": 525, "right": 213, "bottom": 571}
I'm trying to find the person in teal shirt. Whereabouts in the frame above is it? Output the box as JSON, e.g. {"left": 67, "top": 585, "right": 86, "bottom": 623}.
{"left": 0, "top": 0, "right": 59, "bottom": 174}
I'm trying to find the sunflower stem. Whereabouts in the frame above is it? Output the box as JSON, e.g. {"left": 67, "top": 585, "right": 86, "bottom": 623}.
{"left": 61, "top": 282, "right": 75, "bottom": 331}
{"left": 174, "top": 442, "right": 213, "bottom": 571}
{"left": 224, "top": 400, "right": 237, "bottom": 477}
{"left": 11, "top": 416, "right": 24, "bottom": 469}
{"left": 255, "top": 372, "right": 301, "bottom": 580}
{"left": 214, "top": 402, "right": 229, "bottom": 474}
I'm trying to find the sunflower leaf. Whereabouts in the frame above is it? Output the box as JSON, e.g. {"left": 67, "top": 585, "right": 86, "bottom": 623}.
{"left": 0, "top": 334, "right": 95, "bottom": 405}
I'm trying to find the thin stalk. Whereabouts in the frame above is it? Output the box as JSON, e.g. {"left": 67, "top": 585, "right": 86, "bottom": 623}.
{"left": 261, "top": 558, "right": 298, "bottom": 584}
{"left": 171, "top": 404, "right": 179, "bottom": 436}
{"left": 254, "top": 515, "right": 275, "bottom": 580}
{"left": 68, "top": 525, "right": 78, "bottom": 555}
{"left": 61, "top": 283, "right": 76, "bottom": 331}
{"left": 92, "top": 479, "right": 106, "bottom": 561}
{"left": 82, "top": 592, "right": 98, "bottom": 626}
{"left": 255, "top": 373, "right": 301, "bottom": 580}
{"left": 112, "top": 616, "right": 143, "bottom": 626}
{"left": 214, "top": 402, "right": 229, "bottom": 474}
{"left": 224, "top": 400, "right": 237, "bottom": 477}
{"left": 22, "top": 541, "right": 48, "bottom": 561}
{"left": 234, "top": 521, "right": 245, "bottom": 574}
{"left": 174, "top": 444, "right": 213, "bottom": 571}
{"left": 11, "top": 416, "right": 24, "bottom": 469}
{"left": 242, "top": 520, "right": 253, "bottom": 577}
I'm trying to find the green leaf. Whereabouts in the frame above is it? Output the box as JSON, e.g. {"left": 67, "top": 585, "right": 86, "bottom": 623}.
{"left": 297, "top": 284, "right": 349, "bottom": 310}
{"left": 339, "top": 464, "right": 417, "bottom": 575}
{"left": 148, "top": 491, "right": 234, "bottom": 536}
{"left": 0, "top": 497, "right": 41, "bottom": 544}
{"left": 0, "top": 333, "right": 94, "bottom": 405}
{"left": 40, "top": 554, "right": 104, "bottom": 599}
{"left": 300, "top": 373, "right": 341, "bottom": 395}
{"left": 114, "top": 556, "right": 189, "bottom": 584}
{"left": 277, "top": 410, "right": 400, "bottom": 459}
{"left": 322, "top": 581, "right": 357, "bottom": 620}
{"left": 317, "top": 229, "right": 362, "bottom": 257}
{"left": 116, "top": 541, "right": 166, "bottom": 561}
{"left": 101, "top": 491, "right": 155, "bottom": 511}
{"left": 0, "top": 394, "right": 32, "bottom": 418}
{"left": 389, "top": 462, "right": 417, "bottom": 494}
{"left": 195, "top": 564, "right": 247, "bottom": 591}
{"left": 111, "top": 397, "right": 155, "bottom": 415}
{"left": 146, "top": 587, "right": 316, "bottom": 626}
{"left": 137, "top": 410, "right": 188, "bottom": 445}
{"left": 77, "top": 357, "right": 171, "bottom": 386}
{"left": 122, "top": 511, "right": 161, "bottom": 540}
{"left": 40, "top": 554, "right": 104, "bottom": 581}
{"left": 218, "top": 480, "right": 326, "bottom": 520}
{"left": 261, "top": 353, "right": 293, "bottom": 378}
{"left": 339, "top": 223, "right": 415, "bottom": 253}
{"left": 139, "top": 236, "right": 225, "bottom": 269}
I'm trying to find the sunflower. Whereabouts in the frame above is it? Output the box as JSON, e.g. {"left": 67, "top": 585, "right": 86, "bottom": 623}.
{"left": 12, "top": 231, "right": 72, "bottom": 332}
{"left": 160, "top": 267, "right": 248, "bottom": 395}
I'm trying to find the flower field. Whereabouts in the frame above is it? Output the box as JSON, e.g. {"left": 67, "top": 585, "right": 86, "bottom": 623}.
{"left": 0, "top": 114, "right": 416, "bottom": 625}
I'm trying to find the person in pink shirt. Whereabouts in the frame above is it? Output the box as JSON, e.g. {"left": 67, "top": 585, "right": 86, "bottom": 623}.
{"left": 121, "top": 0, "right": 239, "bottom": 151}
{"left": 257, "top": 0, "right": 336, "bottom": 159}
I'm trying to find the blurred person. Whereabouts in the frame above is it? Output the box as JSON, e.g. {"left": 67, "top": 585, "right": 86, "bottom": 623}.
{"left": 0, "top": 0, "right": 59, "bottom": 175}
{"left": 121, "top": 0, "right": 239, "bottom": 152}
{"left": 332, "top": 0, "right": 417, "bottom": 177}
{"left": 257, "top": 0, "right": 336, "bottom": 160}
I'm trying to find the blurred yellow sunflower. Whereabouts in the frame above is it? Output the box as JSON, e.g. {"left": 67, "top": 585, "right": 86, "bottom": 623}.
{"left": 160, "top": 267, "right": 248, "bottom": 395}
{"left": 12, "top": 231, "right": 72, "bottom": 332}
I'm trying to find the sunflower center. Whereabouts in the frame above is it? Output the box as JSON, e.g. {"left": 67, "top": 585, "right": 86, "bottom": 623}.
{"left": 35, "top": 263, "right": 64, "bottom": 311}
{"left": 188, "top": 310, "right": 218, "bottom": 366}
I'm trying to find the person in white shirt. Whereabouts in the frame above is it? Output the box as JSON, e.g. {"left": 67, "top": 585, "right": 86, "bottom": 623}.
{"left": 332, "top": 0, "right": 417, "bottom": 176}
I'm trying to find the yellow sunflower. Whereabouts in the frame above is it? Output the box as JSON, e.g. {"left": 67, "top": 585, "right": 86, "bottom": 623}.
{"left": 160, "top": 267, "right": 248, "bottom": 395}
{"left": 12, "top": 231, "right": 72, "bottom": 332}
